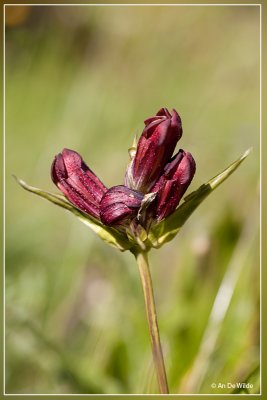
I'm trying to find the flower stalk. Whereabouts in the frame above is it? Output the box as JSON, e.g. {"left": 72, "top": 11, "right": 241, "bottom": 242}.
{"left": 134, "top": 250, "right": 169, "bottom": 394}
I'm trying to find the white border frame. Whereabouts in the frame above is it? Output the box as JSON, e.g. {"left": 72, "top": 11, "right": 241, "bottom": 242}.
{"left": 3, "top": 3, "right": 262, "bottom": 397}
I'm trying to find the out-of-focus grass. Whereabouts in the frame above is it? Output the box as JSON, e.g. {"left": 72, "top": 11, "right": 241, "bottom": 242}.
{"left": 5, "top": 6, "right": 260, "bottom": 394}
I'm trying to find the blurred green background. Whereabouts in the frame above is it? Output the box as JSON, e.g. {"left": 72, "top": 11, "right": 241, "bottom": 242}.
{"left": 5, "top": 5, "right": 260, "bottom": 394}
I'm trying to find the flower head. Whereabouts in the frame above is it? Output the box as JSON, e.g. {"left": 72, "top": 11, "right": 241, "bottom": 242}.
{"left": 17, "top": 107, "right": 250, "bottom": 253}
{"left": 51, "top": 108, "right": 195, "bottom": 245}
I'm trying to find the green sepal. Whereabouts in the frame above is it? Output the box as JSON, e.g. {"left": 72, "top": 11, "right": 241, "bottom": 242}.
{"left": 148, "top": 148, "right": 252, "bottom": 248}
{"left": 14, "top": 176, "right": 132, "bottom": 252}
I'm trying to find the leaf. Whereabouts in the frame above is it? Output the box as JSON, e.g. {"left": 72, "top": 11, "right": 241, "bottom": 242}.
{"left": 14, "top": 176, "right": 132, "bottom": 251}
{"left": 148, "top": 148, "right": 252, "bottom": 248}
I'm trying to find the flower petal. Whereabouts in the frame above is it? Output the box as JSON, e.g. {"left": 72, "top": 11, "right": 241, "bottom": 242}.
{"left": 51, "top": 148, "right": 107, "bottom": 219}
{"left": 151, "top": 150, "right": 196, "bottom": 221}
{"left": 100, "top": 185, "right": 144, "bottom": 226}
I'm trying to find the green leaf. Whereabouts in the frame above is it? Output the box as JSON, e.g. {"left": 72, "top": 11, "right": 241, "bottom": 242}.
{"left": 148, "top": 148, "right": 252, "bottom": 248}
{"left": 14, "top": 176, "right": 132, "bottom": 251}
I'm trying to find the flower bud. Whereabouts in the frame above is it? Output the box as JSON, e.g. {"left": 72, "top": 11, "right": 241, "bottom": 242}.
{"left": 125, "top": 108, "right": 183, "bottom": 193}
{"left": 151, "top": 150, "right": 196, "bottom": 221}
{"left": 100, "top": 185, "right": 144, "bottom": 226}
{"left": 51, "top": 148, "right": 107, "bottom": 219}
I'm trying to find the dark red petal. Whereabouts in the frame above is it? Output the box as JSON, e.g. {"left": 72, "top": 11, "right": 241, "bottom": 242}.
{"left": 58, "top": 180, "right": 100, "bottom": 219}
{"left": 61, "top": 148, "right": 82, "bottom": 174}
{"left": 162, "top": 150, "right": 185, "bottom": 179}
{"left": 170, "top": 109, "right": 182, "bottom": 135}
{"left": 66, "top": 167, "right": 106, "bottom": 204}
{"left": 156, "top": 107, "right": 172, "bottom": 118}
{"left": 59, "top": 148, "right": 106, "bottom": 201}
{"left": 175, "top": 152, "right": 196, "bottom": 185}
{"left": 100, "top": 185, "right": 143, "bottom": 226}
{"left": 155, "top": 180, "right": 181, "bottom": 220}
{"left": 151, "top": 150, "right": 196, "bottom": 221}
{"left": 51, "top": 149, "right": 107, "bottom": 220}
{"left": 143, "top": 116, "right": 170, "bottom": 138}
{"left": 51, "top": 153, "right": 67, "bottom": 184}
{"left": 144, "top": 116, "right": 164, "bottom": 127}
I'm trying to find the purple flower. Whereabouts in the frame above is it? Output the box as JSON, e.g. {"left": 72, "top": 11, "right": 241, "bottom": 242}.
{"left": 151, "top": 150, "right": 196, "bottom": 221}
{"left": 51, "top": 108, "right": 195, "bottom": 233}
{"left": 51, "top": 148, "right": 107, "bottom": 220}
{"left": 125, "top": 108, "right": 183, "bottom": 193}
{"left": 100, "top": 185, "right": 144, "bottom": 226}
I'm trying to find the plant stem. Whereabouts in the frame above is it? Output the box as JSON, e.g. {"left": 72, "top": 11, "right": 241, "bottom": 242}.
{"left": 135, "top": 251, "right": 169, "bottom": 394}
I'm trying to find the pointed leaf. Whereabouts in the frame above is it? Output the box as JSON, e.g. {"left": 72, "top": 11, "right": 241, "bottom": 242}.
{"left": 14, "top": 176, "right": 132, "bottom": 251}
{"left": 148, "top": 148, "right": 252, "bottom": 248}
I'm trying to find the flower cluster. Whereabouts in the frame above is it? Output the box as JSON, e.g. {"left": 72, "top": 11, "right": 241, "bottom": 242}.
{"left": 51, "top": 108, "right": 196, "bottom": 239}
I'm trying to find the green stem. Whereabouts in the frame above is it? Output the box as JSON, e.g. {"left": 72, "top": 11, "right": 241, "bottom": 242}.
{"left": 135, "top": 251, "right": 169, "bottom": 394}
